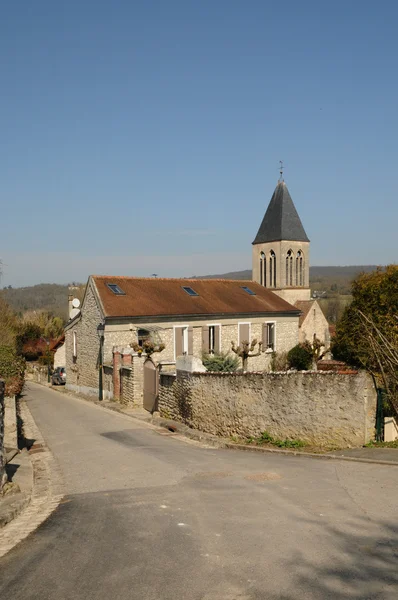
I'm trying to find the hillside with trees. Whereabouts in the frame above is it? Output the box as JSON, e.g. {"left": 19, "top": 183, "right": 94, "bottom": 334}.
{"left": 2, "top": 283, "right": 85, "bottom": 321}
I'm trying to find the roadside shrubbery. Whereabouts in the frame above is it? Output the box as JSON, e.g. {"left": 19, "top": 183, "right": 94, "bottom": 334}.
{"left": 0, "top": 346, "right": 26, "bottom": 396}
{"left": 202, "top": 352, "right": 239, "bottom": 372}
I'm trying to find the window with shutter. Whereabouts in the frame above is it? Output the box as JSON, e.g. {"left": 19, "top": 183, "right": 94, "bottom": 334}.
{"left": 202, "top": 326, "right": 209, "bottom": 353}
{"left": 263, "top": 322, "right": 276, "bottom": 352}
{"left": 207, "top": 325, "right": 221, "bottom": 354}
{"left": 174, "top": 327, "right": 184, "bottom": 358}
{"left": 188, "top": 326, "right": 193, "bottom": 355}
{"left": 238, "top": 323, "right": 250, "bottom": 345}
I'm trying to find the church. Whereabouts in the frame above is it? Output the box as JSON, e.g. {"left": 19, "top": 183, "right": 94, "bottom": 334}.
{"left": 65, "top": 175, "right": 329, "bottom": 400}
{"left": 251, "top": 176, "right": 330, "bottom": 349}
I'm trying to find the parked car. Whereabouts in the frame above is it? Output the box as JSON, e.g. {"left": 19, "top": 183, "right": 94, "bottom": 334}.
{"left": 51, "top": 367, "right": 66, "bottom": 386}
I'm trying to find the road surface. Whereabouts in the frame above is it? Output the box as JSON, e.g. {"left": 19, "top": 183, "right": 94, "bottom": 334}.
{"left": 0, "top": 382, "right": 397, "bottom": 599}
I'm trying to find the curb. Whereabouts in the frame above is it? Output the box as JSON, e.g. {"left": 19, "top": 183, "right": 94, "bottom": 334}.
{"left": 223, "top": 443, "right": 398, "bottom": 466}
{"left": 0, "top": 449, "right": 33, "bottom": 529}
{"left": 0, "top": 399, "right": 64, "bottom": 558}
{"left": 35, "top": 381, "right": 398, "bottom": 467}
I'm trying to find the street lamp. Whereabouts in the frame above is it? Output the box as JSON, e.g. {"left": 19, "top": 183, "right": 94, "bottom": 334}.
{"left": 97, "top": 323, "right": 105, "bottom": 401}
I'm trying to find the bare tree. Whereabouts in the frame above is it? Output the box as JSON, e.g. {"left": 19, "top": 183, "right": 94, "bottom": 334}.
{"left": 231, "top": 339, "right": 262, "bottom": 371}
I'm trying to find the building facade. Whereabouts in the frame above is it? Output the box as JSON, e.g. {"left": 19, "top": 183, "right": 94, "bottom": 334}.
{"left": 65, "top": 277, "right": 300, "bottom": 400}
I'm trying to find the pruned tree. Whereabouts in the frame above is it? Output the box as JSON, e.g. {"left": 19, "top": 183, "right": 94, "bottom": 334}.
{"left": 131, "top": 339, "right": 165, "bottom": 357}
{"left": 231, "top": 339, "right": 262, "bottom": 371}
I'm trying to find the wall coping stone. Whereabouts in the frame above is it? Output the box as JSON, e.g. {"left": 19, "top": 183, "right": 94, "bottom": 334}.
{"left": 186, "top": 370, "right": 359, "bottom": 377}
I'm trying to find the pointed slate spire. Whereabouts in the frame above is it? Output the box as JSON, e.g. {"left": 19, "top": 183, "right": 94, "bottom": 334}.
{"left": 252, "top": 181, "right": 309, "bottom": 244}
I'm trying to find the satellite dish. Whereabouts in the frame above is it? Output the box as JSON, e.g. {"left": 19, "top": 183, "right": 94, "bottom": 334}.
{"left": 70, "top": 307, "right": 80, "bottom": 319}
{"left": 72, "top": 298, "right": 81, "bottom": 308}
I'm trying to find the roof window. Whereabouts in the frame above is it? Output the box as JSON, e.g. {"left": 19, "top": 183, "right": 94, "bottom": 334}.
{"left": 107, "top": 283, "right": 125, "bottom": 295}
{"left": 241, "top": 286, "right": 256, "bottom": 295}
{"left": 182, "top": 286, "right": 199, "bottom": 297}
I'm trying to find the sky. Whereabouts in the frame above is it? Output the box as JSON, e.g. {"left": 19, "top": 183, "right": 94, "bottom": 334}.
{"left": 1, "top": 0, "right": 397, "bottom": 287}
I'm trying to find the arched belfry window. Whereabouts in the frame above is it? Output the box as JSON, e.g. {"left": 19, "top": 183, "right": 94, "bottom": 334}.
{"left": 269, "top": 250, "right": 276, "bottom": 288}
{"left": 259, "top": 252, "right": 266, "bottom": 287}
{"left": 296, "top": 250, "right": 303, "bottom": 286}
{"left": 286, "top": 250, "right": 293, "bottom": 286}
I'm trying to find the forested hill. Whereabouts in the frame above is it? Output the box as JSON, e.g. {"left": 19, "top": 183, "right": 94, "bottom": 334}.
{"left": 1, "top": 283, "right": 84, "bottom": 320}
{"left": 1, "top": 266, "right": 382, "bottom": 317}
{"left": 198, "top": 265, "right": 381, "bottom": 295}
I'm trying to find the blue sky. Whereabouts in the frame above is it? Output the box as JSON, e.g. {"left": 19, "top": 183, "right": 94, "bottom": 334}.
{"left": 1, "top": 0, "right": 397, "bottom": 287}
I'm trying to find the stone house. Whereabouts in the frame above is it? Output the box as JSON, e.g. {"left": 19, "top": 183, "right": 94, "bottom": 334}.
{"left": 64, "top": 277, "right": 301, "bottom": 400}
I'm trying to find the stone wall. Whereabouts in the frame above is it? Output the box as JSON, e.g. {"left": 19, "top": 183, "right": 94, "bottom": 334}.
{"left": 4, "top": 396, "right": 17, "bottom": 449}
{"left": 0, "top": 381, "right": 6, "bottom": 490}
{"left": 158, "top": 370, "right": 377, "bottom": 448}
{"left": 299, "top": 300, "right": 330, "bottom": 348}
{"left": 112, "top": 349, "right": 144, "bottom": 406}
{"left": 65, "top": 284, "right": 102, "bottom": 398}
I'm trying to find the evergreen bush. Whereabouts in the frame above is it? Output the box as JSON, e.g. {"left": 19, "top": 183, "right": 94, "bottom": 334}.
{"left": 287, "top": 342, "right": 313, "bottom": 371}
{"left": 202, "top": 352, "right": 239, "bottom": 372}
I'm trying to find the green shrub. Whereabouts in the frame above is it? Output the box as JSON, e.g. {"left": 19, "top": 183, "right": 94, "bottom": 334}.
{"left": 202, "top": 352, "right": 239, "bottom": 372}
{"left": 287, "top": 342, "right": 313, "bottom": 371}
{"left": 270, "top": 351, "right": 289, "bottom": 371}
{"left": 0, "top": 346, "right": 26, "bottom": 396}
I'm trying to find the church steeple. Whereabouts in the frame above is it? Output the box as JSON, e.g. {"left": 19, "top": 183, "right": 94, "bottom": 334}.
{"left": 253, "top": 181, "right": 309, "bottom": 245}
{"left": 252, "top": 178, "right": 311, "bottom": 305}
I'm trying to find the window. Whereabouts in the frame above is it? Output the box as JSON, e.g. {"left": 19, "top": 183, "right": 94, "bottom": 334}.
{"left": 262, "top": 322, "right": 275, "bottom": 352}
{"left": 286, "top": 250, "right": 293, "bottom": 286}
{"left": 296, "top": 251, "right": 304, "bottom": 286}
{"left": 182, "top": 286, "right": 199, "bottom": 296}
{"left": 241, "top": 286, "right": 256, "bottom": 295}
{"left": 107, "top": 283, "right": 125, "bottom": 295}
{"left": 137, "top": 328, "right": 150, "bottom": 348}
{"left": 259, "top": 252, "right": 266, "bottom": 287}
{"left": 174, "top": 326, "right": 193, "bottom": 358}
{"left": 269, "top": 250, "right": 276, "bottom": 288}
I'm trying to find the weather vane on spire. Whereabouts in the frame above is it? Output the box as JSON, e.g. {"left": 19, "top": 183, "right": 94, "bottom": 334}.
{"left": 279, "top": 160, "right": 284, "bottom": 182}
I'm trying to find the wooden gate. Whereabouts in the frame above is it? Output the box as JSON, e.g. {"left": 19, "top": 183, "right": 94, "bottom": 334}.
{"left": 143, "top": 358, "right": 159, "bottom": 413}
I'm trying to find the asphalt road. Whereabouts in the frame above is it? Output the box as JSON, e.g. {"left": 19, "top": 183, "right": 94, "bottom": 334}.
{"left": 0, "top": 382, "right": 397, "bottom": 600}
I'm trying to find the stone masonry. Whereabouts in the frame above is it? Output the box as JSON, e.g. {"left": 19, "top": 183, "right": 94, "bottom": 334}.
{"left": 65, "top": 284, "right": 103, "bottom": 398}
{"left": 159, "top": 370, "right": 377, "bottom": 448}
{"left": 0, "top": 381, "right": 6, "bottom": 490}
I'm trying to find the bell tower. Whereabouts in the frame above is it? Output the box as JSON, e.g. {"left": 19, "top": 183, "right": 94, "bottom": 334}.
{"left": 252, "top": 177, "right": 311, "bottom": 305}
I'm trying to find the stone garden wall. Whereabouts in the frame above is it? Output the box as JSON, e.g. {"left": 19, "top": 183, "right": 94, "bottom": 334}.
{"left": 0, "top": 381, "right": 5, "bottom": 489}
{"left": 159, "top": 369, "right": 377, "bottom": 448}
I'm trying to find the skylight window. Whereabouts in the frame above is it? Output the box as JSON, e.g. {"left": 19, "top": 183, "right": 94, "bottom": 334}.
{"left": 241, "top": 286, "right": 256, "bottom": 296}
{"left": 107, "top": 283, "right": 125, "bottom": 295}
{"left": 182, "top": 286, "right": 199, "bottom": 297}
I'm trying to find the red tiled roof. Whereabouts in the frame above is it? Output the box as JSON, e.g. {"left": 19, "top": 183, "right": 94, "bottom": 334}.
{"left": 92, "top": 276, "right": 300, "bottom": 319}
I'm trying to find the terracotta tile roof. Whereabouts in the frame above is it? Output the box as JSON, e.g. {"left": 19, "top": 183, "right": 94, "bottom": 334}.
{"left": 92, "top": 276, "right": 300, "bottom": 319}
{"left": 294, "top": 300, "right": 314, "bottom": 327}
